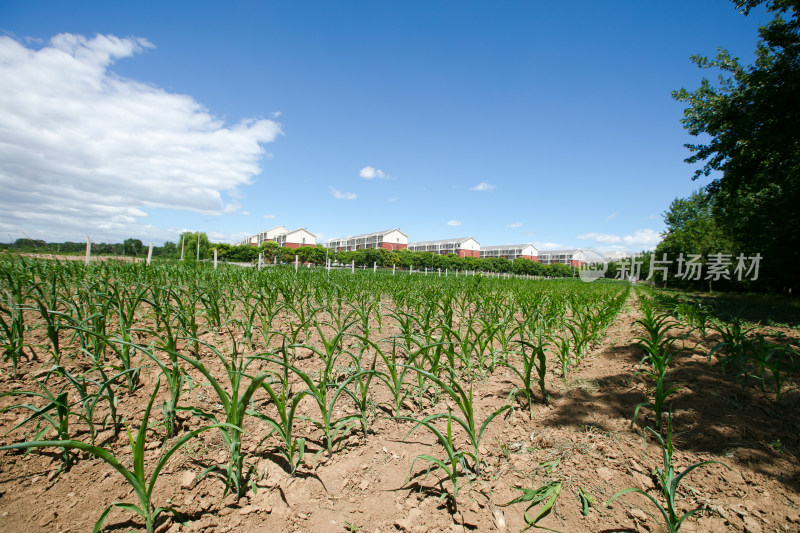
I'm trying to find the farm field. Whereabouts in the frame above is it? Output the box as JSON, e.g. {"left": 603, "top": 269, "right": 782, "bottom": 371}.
{"left": 0, "top": 257, "right": 799, "bottom": 532}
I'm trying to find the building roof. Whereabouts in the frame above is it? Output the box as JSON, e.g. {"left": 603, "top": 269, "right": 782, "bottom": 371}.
{"left": 286, "top": 227, "right": 317, "bottom": 237}
{"left": 408, "top": 237, "right": 478, "bottom": 246}
{"left": 539, "top": 249, "right": 580, "bottom": 255}
{"left": 327, "top": 228, "right": 407, "bottom": 242}
{"left": 480, "top": 243, "right": 538, "bottom": 252}
{"left": 263, "top": 225, "right": 289, "bottom": 233}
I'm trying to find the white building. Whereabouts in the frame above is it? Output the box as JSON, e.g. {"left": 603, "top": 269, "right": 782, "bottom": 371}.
{"left": 282, "top": 228, "right": 317, "bottom": 249}
{"left": 538, "top": 249, "right": 583, "bottom": 266}
{"left": 236, "top": 226, "right": 317, "bottom": 248}
{"left": 407, "top": 237, "right": 481, "bottom": 258}
{"left": 326, "top": 229, "right": 408, "bottom": 251}
{"left": 480, "top": 243, "right": 539, "bottom": 261}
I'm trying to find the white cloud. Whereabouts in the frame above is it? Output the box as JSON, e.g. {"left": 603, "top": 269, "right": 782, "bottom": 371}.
{"left": 0, "top": 34, "right": 281, "bottom": 242}
{"left": 470, "top": 182, "right": 495, "bottom": 192}
{"left": 330, "top": 186, "right": 357, "bottom": 200}
{"left": 360, "top": 166, "right": 388, "bottom": 179}
{"left": 387, "top": 197, "right": 398, "bottom": 203}
{"left": 622, "top": 229, "right": 661, "bottom": 248}
{"left": 605, "top": 212, "right": 618, "bottom": 221}
{"left": 507, "top": 222, "right": 522, "bottom": 228}
{"left": 576, "top": 232, "right": 622, "bottom": 244}
{"left": 577, "top": 229, "right": 661, "bottom": 249}
{"left": 447, "top": 220, "right": 462, "bottom": 226}
{"left": 263, "top": 214, "right": 276, "bottom": 219}
{"left": 241, "top": 211, "right": 250, "bottom": 216}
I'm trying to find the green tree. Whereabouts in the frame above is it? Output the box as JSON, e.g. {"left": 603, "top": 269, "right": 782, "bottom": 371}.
{"left": 180, "top": 232, "right": 210, "bottom": 261}
{"left": 123, "top": 238, "right": 143, "bottom": 256}
{"left": 655, "top": 190, "right": 732, "bottom": 289}
{"left": 672, "top": 0, "right": 799, "bottom": 293}
{"left": 259, "top": 241, "right": 281, "bottom": 263}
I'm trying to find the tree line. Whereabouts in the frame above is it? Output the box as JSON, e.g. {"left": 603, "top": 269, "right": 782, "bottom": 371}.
{"left": 1, "top": 233, "right": 579, "bottom": 277}
{"left": 661, "top": 0, "right": 798, "bottom": 294}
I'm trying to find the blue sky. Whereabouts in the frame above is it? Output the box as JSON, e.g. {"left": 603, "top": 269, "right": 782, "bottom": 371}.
{"left": 0, "top": 1, "right": 772, "bottom": 253}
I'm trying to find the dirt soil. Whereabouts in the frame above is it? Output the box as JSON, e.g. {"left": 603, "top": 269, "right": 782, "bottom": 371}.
{"left": 1, "top": 293, "right": 799, "bottom": 533}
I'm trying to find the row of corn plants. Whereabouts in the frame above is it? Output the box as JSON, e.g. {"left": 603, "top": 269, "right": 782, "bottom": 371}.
{"left": 0, "top": 256, "right": 631, "bottom": 530}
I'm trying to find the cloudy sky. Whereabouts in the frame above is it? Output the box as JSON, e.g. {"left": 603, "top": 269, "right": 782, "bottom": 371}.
{"left": 0, "top": 1, "right": 771, "bottom": 252}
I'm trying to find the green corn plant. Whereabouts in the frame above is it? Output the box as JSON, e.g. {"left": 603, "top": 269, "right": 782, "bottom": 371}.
{"left": 500, "top": 460, "right": 563, "bottom": 532}
{"left": 254, "top": 289, "right": 285, "bottom": 349}
{"left": 31, "top": 279, "right": 67, "bottom": 366}
{"left": 257, "top": 373, "right": 308, "bottom": 476}
{"left": 0, "top": 283, "right": 30, "bottom": 378}
{"left": 565, "top": 315, "right": 591, "bottom": 364}
{"left": 633, "top": 368, "right": 681, "bottom": 431}
{"left": 577, "top": 486, "right": 594, "bottom": 516}
{"left": 633, "top": 306, "right": 681, "bottom": 430}
{"left": 146, "top": 296, "right": 190, "bottom": 438}
{"left": 0, "top": 380, "right": 230, "bottom": 533}
{"left": 71, "top": 364, "right": 140, "bottom": 440}
{"left": 474, "top": 317, "right": 502, "bottom": 375}
{"left": 401, "top": 409, "right": 471, "bottom": 510}
{"left": 634, "top": 306, "right": 679, "bottom": 364}
{"left": 398, "top": 366, "right": 510, "bottom": 477}
{"left": 550, "top": 332, "right": 572, "bottom": 378}
{"left": 745, "top": 335, "right": 776, "bottom": 390}
{"left": 505, "top": 331, "right": 550, "bottom": 416}
{"left": 265, "top": 352, "right": 370, "bottom": 457}
{"left": 34, "top": 364, "right": 128, "bottom": 443}
{"left": 172, "top": 285, "right": 203, "bottom": 355}
{"left": 373, "top": 337, "right": 415, "bottom": 415}
{"left": 762, "top": 343, "right": 797, "bottom": 402}
{"left": 75, "top": 288, "right": 114, "bottom": 366}
{"left": 709, "top": 319, "right": 755, "bottom": 376}
{"left": 340, "top": 347, "right": 380, "bottom": 435}
{"left": 0, "top": 368, "right": 96, "bottom": 472}
{"left": 175, "top": 338, "right": 273, "bottom": 498}
{"left": 232, "top": 293, "right": 261, "bottom": 350}
{"left": 606, "top": 418, "right": 731, "bottom": 532}
{"left": 199, "top": 286, "right": 224, "bottom": 333}
{"left": 367, "top": 337, "right": 443, "bottom": 416}
{"left": 107, "top": 308, "right": 141, "bottom": 394}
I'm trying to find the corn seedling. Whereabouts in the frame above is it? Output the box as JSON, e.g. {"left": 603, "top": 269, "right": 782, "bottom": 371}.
{"left": 0, "top": 283, "right": 30, "bottom": 377}
{"left": 505, "top": 331, "right": 550, "bottom": 416}
{"left": 577, "top": 486, "right": 594, "bottom": 516}
{"left": 0, "top": 380, "right": 230, "bottom": 533}
{"left": 399, "top": 366, "right": 510, "bottom": 477}
{"left": 500, "top": 460, "right": 563, "bottom": 532}
{"left": 0, "top": 372, "right": 92, "bottom": 472}
{"left": 709, "top": 319, "right": 755, "bottom": 376}
{"left": 176, "top": 338, "right": 273, "bottom": 497}
{"left": 606, "top": 418, "right": 731, "bottom": 532}
{"left": 400, "top": 409, "right": 470, "bottom": 510}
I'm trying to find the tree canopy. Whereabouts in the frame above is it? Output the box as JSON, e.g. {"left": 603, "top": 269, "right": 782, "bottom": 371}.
{"left": 672, "top": 0, "right": 799, "bottom": 292}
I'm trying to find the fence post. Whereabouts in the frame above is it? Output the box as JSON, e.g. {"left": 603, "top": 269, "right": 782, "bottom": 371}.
{"left": 295, "top": 255, "right": 299, "bottom": 273}
{"left": 213, "top": 248, "right": 217, "bottom": 269}
{"left": 147, "top": 243, "right": 154, "bottom": 266}
{"left": 85, "top": 237, "right": 91, "bottom": 265}
{"left": 373, "top": 261, "right": 377, "bottom": 273}
{"left": 392, "top": 264, "right": 396, "bottom": 275}
{"left": 351, "top": 260, "right": 355, "bottom": 273}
